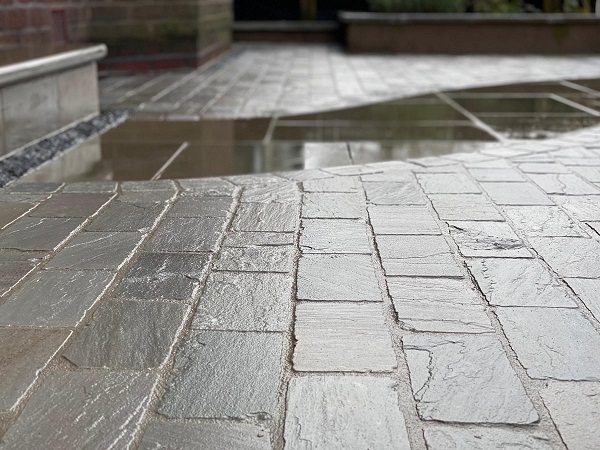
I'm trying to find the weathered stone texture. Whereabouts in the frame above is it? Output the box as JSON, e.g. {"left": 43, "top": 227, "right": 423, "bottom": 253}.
{"left": 504, "top": 205, "right": 587, "bottom": 237}
{"left": 300, "top": 219, "right": 370, "bottom": 254}
{"left": 417, "top": 173, "right": 480, "bottom": 194}
{"left": 364, "top": 182, "right": 427, "bottom": 205}
{"left": 29, "top": 194, "right": 113, "bottom": 218}
{"left": 530, "top": 237, "right": 600, "bottom": 277}
{"left": 429, "top": 194, "right": 503, "bottom": 221}
{"left": 233, "top": 203, "right": 299, "bottom": 232}
{"left": 424, "top": 427, "right": 553, "bottom": 450}
{"left": 0, "top": 217, "right": 84, "bottom": 251}
{"left": 302, "top": 193, "right": 364, "bottom": 219}
{"left": 369, "top": 205, "right": 441, "bottom": 235}
{"left": 448, "top": 221, "right": 530, "bottom": 257}
{"left": 214, "top": 246, "right": 294, "bottom": 272}
{"left": 146, "top": 217, "right": 226, "bottom": 252}
{"left": 481, "top": 182, "right": 553, "bottom": 205}
{"left": 87, "top": 201, "right": 167, "bottom": 232}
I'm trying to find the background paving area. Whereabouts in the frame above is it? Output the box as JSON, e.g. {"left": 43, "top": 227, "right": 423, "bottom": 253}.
{"left": 1, "top": 123, "right": 600, "bottom": 449}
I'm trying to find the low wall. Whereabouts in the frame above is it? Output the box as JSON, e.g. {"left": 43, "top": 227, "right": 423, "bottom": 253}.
{"left": 233, "top": 21, "right": 339, "bottom": 43}
{"left": 0, "top": 45, "right": 106, "bottom": 156}
{"left": 340, "top": 13, "right": 600, "bottom": 54}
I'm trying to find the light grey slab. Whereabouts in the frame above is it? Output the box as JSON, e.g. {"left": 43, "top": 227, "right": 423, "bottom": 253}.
{"left": 541, "top": 381, "right": 600, "bottom": 450}
{"left": 169, "top": 196, "right": 234, "bottom": 218}
{"left": 118, "top": 191, "right": 177, "bottom": 203}
{"left": 369, "top": 205, "right": 441, "bottom": 235}
{"left": 303, "top": 177, "right": 359, "bottom": 192}
{"left": 361, "top": 170, "right": 415, "bottom": 183}
{"left": 417, "top": 173, "right": 480, "bottom": 194}
{"left": 158, "top": 331, "right": 285, "bottom": 419}
{"left": 0, "top": 328, "right": 71, "bottom": 412}
{"left": 64, "top": 300, "right": 188, "bottom": 369}
{"left": 377, "top": 235, "right": 464, "bottom": 277}
{"left": 0, "top": 270, "right": 115, "bottom": 327}
{"left": 139, "top": 422, "right": 271, "bottom": 450}
{"left": 571, "top": 166, "right": 600, "bottom": 183}
{"left": 468, "top": 168, "right": 526, "bottom": 182}
{"left": 193, "top": 272, "right": 293, "bottom": 332}
{"left": 293, "top": 302, "right": 396, "bottom": 372}
{"left": 503, "top": 205, "right": 587, "bottom": 237}
{"left": 297, "top": 254, "right": 380, "bottom": 301}
{"left": 29, "top": 193, "right": 113, "bottom": 218}
{"left": 179, "top": 178, "right": 236, "bottom": 196}
{"left": 3, "top": 182, "right": 62, "bottom": 194}
{"left": 403, "top": 333, "right": 537, "bottom": 424}
{"left": 277, "top": 169, "right": 331, "bottom": 182}
{"left": 0, "top": 217, "right": 84, "bottom": 251}
{"left": 448, "top": 221, "right": 530, "bottom": 257}
{"left": 47, "top": 232, "right": 142, "bottom": 270}
{"left": 468, "top": 258, "right": 576, "bottom": 307}
{"left": 122, "top": 180, "right": 177, "bottom": 191}
{"left": 228, "top": 174, "right": 286, "bottom": 185}
{"left": 302, "top": 192, "right": 364, "bottom": 219}
{"left": 518, "top": 163, "right": 569, "bottom": 173}
{"left": 240, "top": 183, "right": 300, "bottom": 203}
{"left": 146, "top": 217, "right": 226, "bottom": 252}
{"left": 284, "top": 376, "right": 411, "bottom": 450}
{"left": 0, "top": 371, "right": 157, "bottom": 449}
{"left": 530, "top": 237, "right": 600, "bottom": 277}
{"left": 497, "top": 307, "right": 600, "bottom": 380}
{"left": 223, "top": 231, "right": 294, "bottom": 247}
{"left": 388, "top": 277, "right": 480, "bottom": 304}
{"left": 300, "top": 219, "right": 370, "bottom": 253}
{"left": 233, "top": 203, "right": 299, "bottom": 232}
{"left": 363, "top": 182, "right": 428, "bottom": 205}
{"left": 553, "top": 195, "right": 600, "bottom": 221}
{"left": 529, "top": 173, "right": 599, "bottom": 195}
{"left": 424, "top": 426, "right": 553, "bottom": 450}
{"left": 480, "top": 182, "right": 553, "bottom": 206}
{"left": 564, "top": 278, "right": 600, "bottom": 322}
{"left": 87, "top": 201, "right": 167, "bottom": 232}
{"left": 429, "top": 194, "right": 504, "bottom": 221}
{"left": 63, "top": 181, "right": 118, "bottom": 193}
{"left": 214, "top": 246, "right": 294, "bottom": 272}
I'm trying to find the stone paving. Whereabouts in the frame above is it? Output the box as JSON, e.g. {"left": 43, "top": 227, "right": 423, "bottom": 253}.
{"left": 1, "top": 123, "right": 600, "bottom": 449}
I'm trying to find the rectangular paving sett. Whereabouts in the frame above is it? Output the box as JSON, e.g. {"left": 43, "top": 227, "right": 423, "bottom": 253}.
{"left": 222, "top": 231, "right": 295, "bottom": 247}
{"left": 158, "top": 331, "right": 285, "bottom": 419}
{"left": 429, "top": 194, "right": 504, "bottom": 221}
{"left": 169, "top": 196, "right": 234, "bottom": 217}
{"left": 480, "top": 182, "right": 553, "bottom": 206}
{"left": 403, "top": 333, "right": 538, "bottom": 424}
{"left": 0, "top": 328, "right": 71, "bottom": 412}
{"left": 0, "top": 270, "right": 115, "bottom": 327}
{"left": 284, "top": 376, "right": 411, "bottom": 450}
{"left": 529, "top": 173, "right": 599, "bottom": 195}
{"left": 302, "top": 192, "right": 364, "bottom": 218}
{"left": 193, "top": 272, "right": 293, "bottom": 331}
{"left": 363, "top": 182, "right": 427, "bottom": 205}
{"left": 0, "top": 201, "right": 35, "bottom": 229}
{"left": 424, "top": 427, "right": 553, "bottom": 450}
{"left": 233, "top": 203, "right": 299, "bottom": 232}
{"left": 87, "top": 201, "right": 167, "bottom": 232}
{"left": 214, "top": 246, "right": 294, "bottom": 272}
{"left": 448, "top": 221, "right": 531, "bottom": 257}
{"left": 369, "top": 205, "right": 441, "bottom": 234}
{"left": 29, "top": 193, "right": 113, "bottom": 218}
{"left": 417, "top": 173, "right": 480, "bottom": 194}
{"left": 0, "top": 371, "right": 157, "bottom": 449}
{"left": 293, "top": 302, "right": 397, "bottom": 372}
{"left": 303, "top": 177, "right": 358, "bottom": 192}
{"left": 146, "top": 217, "right": 226, "bottom": 252}
{"left": 241, "top": 183, "right": 300, "bottom": 203}
{"left": 503, "top": 205, "right": 587, "bottom": 237}
{"left": 0, "top": 217, "right": 84, "bottom": 251}
{"left": 530, "top": 237, "right": 600, "bottom": 277}
{"left": 300, "top": 219, "right": 370, "bottom": 253}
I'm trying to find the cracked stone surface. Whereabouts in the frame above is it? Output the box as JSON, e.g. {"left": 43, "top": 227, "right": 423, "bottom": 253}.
{"left": 530, "top": 237, "right": 600, "bottom": 277}
{"left": 448, "top": 221, "right": 531, "bottom": 257}
{"left": 284, "top": 376, "right": 411, "bottom": 450}
{"left": 503, "top": 205, "right": 587, "bottom": 237}
{"left": 403, "top": 333, "right": 538, "bottom": 424}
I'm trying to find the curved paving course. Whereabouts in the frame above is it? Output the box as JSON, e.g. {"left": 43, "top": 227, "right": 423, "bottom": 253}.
{"left": 1, "top": 123, "right": 600, "bottom": 449}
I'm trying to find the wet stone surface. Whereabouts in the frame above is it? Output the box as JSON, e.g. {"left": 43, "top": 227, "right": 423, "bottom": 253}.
{"left": 87, "top": 201, "right": 167, "bottom": 232}
{"left": 300, "top": 219, "right": 370, "bottom": 254}
{"left": 146, "top": 217, "right": 226, "bottom": 252}
{"left": 0, "top": 217, "right": 84, "bottom": 251}
{"left": 214, "top": 246, "right": 294, "bottom": 272}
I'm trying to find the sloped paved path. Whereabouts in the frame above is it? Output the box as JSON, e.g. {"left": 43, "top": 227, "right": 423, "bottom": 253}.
{"left": 101, "top": 43, "right": 600, "bottom": 119}
{"left": 1, "top": 125, "right": 600, "bottom": 449}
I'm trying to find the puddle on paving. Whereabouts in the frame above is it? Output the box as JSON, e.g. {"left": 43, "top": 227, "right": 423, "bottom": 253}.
{"left": 16, "top": 80, "right": 600, "bottom": 183}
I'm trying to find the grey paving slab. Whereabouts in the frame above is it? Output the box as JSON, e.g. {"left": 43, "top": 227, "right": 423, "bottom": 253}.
{"left": 0, "top": 250, "right": 43, "bottom": 296}
{"left": 284, "top": 376, "right": 411, "bottom": 450}
{"left": 122, "top": 180, "right": 177, "bottom": 191}
{"left": 377, "top": 235, "right": 464, "bottom": 277}
{"left": 158, "top": 331, "right": 285, "bottom": 419}
{"left": 363, "top": 182, "right": 427, "bottom": 205}
{"left": 223, "top": 231, "right": 294, "bottom": 247}
{"left": 303, "top": 177, "right": 358, "bottom": 193}
{"left": 480, "top": 182, "right": 553, "bottom": 206}
{"left": 302, "top": 192, "right": 364, "bottom": 219}
{"left": 64, "top": 300, "right": 188, "bottom": 369}
{"left": 417, "top": 173, "right": 480, "bottom": 194}
{"left": 0, "top": 328, "right": 70, "bottom": 412}
{"left": 424, "top": 427, "right": 553, "bottom": 450}
{"left": 529, "top": 173, "right": 600, "bottom": 195}
{"left": 179, "top": 178, "right": 236, "bottom": 196}
{"left": 468, "top": 258, "right": 576, "bottom": 307}
{"left": 169, "top": 196, "right": 234, "bottom": 218}
{"left": 240, "top": 183, "right": 300, "bottom": 203}
{"left": 115, "top": 252, "right": 210, "bottom": 300}
{"left": 228, "top": 174, "right": 286, "bottom": 185}
{"left": 0, "top": 217, "right": 84, "bottom": 251}
{"left": 233, "top": 203, "right": 299, "bottom": 232}
{"left": 403, "top": 333, "right": 538, "bottom": 424}
{"left": 540, "top": 381, "right": 600, "bottom": 450}
{"left": 47, "top": 232, "right": 142, "bottom": 270}
{"left": 503, "top": 205, "right": 587, "bottom": 237}
{"left": 4, "top": 182, "right": 62, "bottom": 193}
{"left": 62, "top": 181, "right": 118, "bottom": 193}
{"left": 496, "top": 307, "right": 600, "bottom": 380}
{"left": 564, "top": 278, "right": 600, "bottom": 322}
{"left": 0, "top": 371, "right": 157, "bottom": 449}
{"left": 293, "top": 302, "right": 396, "bottom": 372}
{"left": 429, "top": 194, "right": 504, "bottom": 221}
{"left": 139, "top": 422, "right": 271, "bottom": 450}
{"left": 297, "top": 254, "right": 380, "bottom": 301}
{"left": 193, "top": 272, "right": 293, "bottom": 331}
{"left": 0, "top": 270, "right": 114, "bottom": 327}
{"left": 571, "top": 166, "right": 600, "bottom": 182}
{"left": 87, "top": 201, "right": 167, "bottom": 232}
{"left": 553, "top": 195, "right": 600, "bottom": 221}
{"left": 215, "top": 245, "right": 294, "bottom": 272}
{"left": 0, "top": 201, "right": 35, "bottom": 229}
{"left": 369, "top": 205, "right": 441, "bottom": 235}
{"left": 468, "top": 168, "right": 526, "bottom": 182}
{"left": 448, "top": 221, "right": 531, "bottom": 257}
{"left": 146, "top": 217, "right": 226, "bottom": 252}
{"left": 29, "top": 193, "right": 113, "bottom": 218}
{"left": 300, "top": 219, "right": 370, "bottom": 254}
{"left": 118, "top": 190, "right": 177, "bottom": 203}
{"left": 278, "top": 169, "right": 331, "bottom": 182}
{"left": 0, "top": 193, "right": 52, "bottom": 203}
{"left": 518, "top": 163, "right": 569, "bottom": 173}
{"left": 530, "top": 237, "right": 600, "bottom": 277}
{"left": 361, "top": 170, "right": 415, "bottom": 183}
